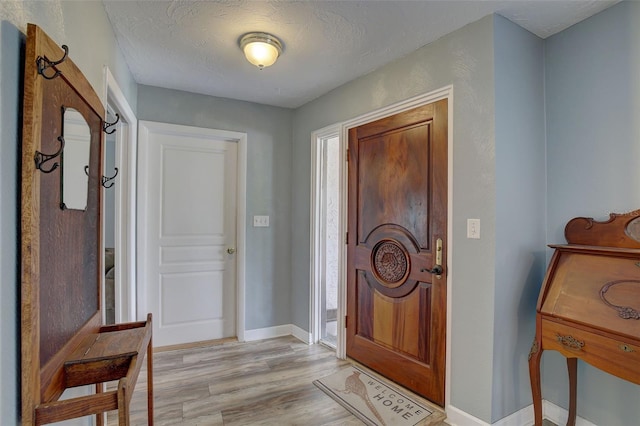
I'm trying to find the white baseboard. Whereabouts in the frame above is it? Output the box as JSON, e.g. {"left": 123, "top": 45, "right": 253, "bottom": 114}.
{"left": 244, "top": 324, "right": 293, "bottom": 341}
{"left": 445, "top": 400, "right": 596, "bottom": 426}
{"left": 291, "top": 324, "right": 313, "bottom": 344}
{"left": 243, "top": 324, "right": 312, "bottom": 344}
{"left": 543, "top": 400, "right": 597, "bottom": 426}
{"left": 445, "top": 404, "right": 490, "bottom": 426}
{"left": 492, "top": 404, "right": 533, "bottom": 426}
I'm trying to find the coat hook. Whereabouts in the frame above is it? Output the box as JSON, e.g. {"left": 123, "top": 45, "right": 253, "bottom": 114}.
{"left": 103, "top": 113, "right": 120, "bottom": 134}
{"left": 34, "top": 136, "right": 65, "bottom": 173}
{"left": 102, "top": 167, "right": 118, "bottom": 188}
{"left": 37, "top": 44, "right": 69, "bottom": 80}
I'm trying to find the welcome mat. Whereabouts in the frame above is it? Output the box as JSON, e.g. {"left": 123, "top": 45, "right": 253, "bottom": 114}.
{"left": 313, "top": 365, "right": 442, "bottom": 426}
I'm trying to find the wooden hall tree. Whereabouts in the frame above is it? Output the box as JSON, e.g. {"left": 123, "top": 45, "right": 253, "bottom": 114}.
{"left": 20, "top": 24, "right": 153, "bottom": 425}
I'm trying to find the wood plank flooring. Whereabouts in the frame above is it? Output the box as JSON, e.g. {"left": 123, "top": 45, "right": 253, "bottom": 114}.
{"left": 107, "top": 336, "right": 447, "bottom": 425}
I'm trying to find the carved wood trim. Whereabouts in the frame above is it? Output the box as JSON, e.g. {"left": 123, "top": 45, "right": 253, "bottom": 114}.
{"left": 371, "top": 239, "right": 409, "bottom": 285}
{"left": 599, "top": 280, "right": 640, "bottom": 320}
{"left": 564, "top": 209, "right": 640, "bottom": 248}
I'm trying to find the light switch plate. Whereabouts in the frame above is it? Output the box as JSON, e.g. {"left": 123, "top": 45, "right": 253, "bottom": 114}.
{"left": 253, "top": 215, "right": 270, "bottom": 227}
{"left": 467, "top": 218, "right": 480, "bottom": 239}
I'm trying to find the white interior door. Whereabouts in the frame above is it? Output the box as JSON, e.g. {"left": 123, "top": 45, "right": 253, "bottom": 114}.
{"left": 138, "top": 121, "right": 239, "bottom": 347}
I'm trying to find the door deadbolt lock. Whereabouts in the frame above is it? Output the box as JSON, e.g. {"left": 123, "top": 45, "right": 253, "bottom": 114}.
{"left": 227, "top": 248, "right": 236, "bottom": 254}
{"left": 420, "top": 238, "right": 443, "bottom": 278}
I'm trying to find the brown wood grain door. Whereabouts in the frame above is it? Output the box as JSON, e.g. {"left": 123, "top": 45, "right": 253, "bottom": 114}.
{"left": 346, "top": 99, "right": 448, "bottom": 405}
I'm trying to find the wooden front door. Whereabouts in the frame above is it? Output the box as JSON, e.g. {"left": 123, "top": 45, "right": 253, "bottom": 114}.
{"left": 346, "top": 99, "right": 448, "bottom": 405}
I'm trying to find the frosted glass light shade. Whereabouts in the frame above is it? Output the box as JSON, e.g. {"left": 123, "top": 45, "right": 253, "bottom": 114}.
{"left": 240, "top": 33, "right": 283, "bottom": 70}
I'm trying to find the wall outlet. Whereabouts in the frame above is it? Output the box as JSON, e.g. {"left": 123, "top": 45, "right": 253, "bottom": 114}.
{"left": 253, "top": 215, "right": 270, "bottom": 227}
{"left": 467, "top": 218, "right": 480, "bottom": 239}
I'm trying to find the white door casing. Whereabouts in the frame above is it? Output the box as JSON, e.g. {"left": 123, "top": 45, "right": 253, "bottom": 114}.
{"left": 310, "top": 125, "right": 344, "bottom": 348}
{"left": 104, "top": 67, "right": 138, "bottom": 324}
{"left": 138, "top": 121, "right": 247, "bottom": 347}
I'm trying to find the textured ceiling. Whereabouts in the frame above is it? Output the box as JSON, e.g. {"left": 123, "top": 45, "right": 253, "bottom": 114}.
{"left": 102, "top": 0, "right": 618, "bottom": 108}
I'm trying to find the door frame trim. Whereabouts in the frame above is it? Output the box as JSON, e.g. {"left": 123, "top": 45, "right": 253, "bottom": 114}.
{"left": 338, "top": 85, "right": 454, "bottom": 406}
{"left": 310, "top": 124, "right": 343, "bottom": 346}
{"left": 137, "top": 120, "right": 247, "bottom": 342}
{"left": 103, "top": 67, "right": 138, "bottom": 324}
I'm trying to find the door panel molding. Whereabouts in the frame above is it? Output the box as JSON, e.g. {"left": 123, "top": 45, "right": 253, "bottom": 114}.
{"left": 137, "top": 120, "right": 247, "bottom": 344}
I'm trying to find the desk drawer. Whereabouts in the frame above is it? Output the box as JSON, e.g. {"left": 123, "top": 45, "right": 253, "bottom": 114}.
{"left": 541, "top": 319, "right": 640, "bottom": 384}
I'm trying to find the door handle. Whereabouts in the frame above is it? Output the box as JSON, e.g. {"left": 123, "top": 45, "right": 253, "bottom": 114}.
{"left": 424, "top": 265, "right": 443, "bottom": 275}
{"left": 227, "top": 248, "right": 236, "bottom": 254}
{"left": 421, "top": 238, "right": 443, "bottom": 278}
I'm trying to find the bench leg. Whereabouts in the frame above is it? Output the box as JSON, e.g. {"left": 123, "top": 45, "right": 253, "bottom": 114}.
{"left": 117, "top": 379, "right": 130, "bottom": 426}
{"left": 96, "top": 382, "right": 104, "bottom": 426}
{"left": 147, "top": 335, "right": 154, "bottom": 426}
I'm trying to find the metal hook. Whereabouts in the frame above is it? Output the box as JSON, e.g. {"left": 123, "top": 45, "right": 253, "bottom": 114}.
{"left": 34, "top": 136, "right": 65, "bottom": 173}
{"left": 102, "top": 167, "right": 119, "bottom": 188}
{"left": 103, "top": 113, "right": 120, "bottom": 134}
{"left": 37, "top": 45, "right": 69, "bottom": 80}
{"left": 85, "top": 166, "right": 119, "bottom": 189}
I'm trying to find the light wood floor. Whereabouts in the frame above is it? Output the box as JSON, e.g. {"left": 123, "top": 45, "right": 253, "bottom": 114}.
{"left": 107, "top": 336, "right": 448, "bottom": 425}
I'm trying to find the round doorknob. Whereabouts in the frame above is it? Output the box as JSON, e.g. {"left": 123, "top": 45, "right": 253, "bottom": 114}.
{"left": 227, "top": 248, "right": 236, "bottom": 254}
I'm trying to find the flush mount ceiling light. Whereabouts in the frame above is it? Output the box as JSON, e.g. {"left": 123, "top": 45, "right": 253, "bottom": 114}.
{"left": 239, "top": 32, "right": 283, "bottom": 70}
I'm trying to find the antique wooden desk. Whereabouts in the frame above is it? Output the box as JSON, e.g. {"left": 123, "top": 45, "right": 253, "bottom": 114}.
{"left": 529, "top": 210, "right": 640, "bottom": 426}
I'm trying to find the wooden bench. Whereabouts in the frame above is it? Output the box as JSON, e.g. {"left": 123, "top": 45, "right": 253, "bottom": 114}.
{"left": 34, "top": 316, "right": 153, "bottom": 425}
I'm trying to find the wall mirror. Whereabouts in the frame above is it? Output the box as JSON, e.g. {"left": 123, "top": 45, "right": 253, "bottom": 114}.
{"left": 60, "top": 107, "right": 91, "bottom": 210}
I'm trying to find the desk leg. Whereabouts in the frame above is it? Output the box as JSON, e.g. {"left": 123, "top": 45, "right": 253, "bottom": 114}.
{"left": 147, "top": 335, "right": 154, "bottom": 426}
{"left": 528, "top": 339, "right": 543, "bottom": 426}
{"left": 566, "top": 358, "right": 577, "bottom": 426}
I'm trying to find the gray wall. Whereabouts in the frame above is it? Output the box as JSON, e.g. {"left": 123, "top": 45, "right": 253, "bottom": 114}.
{"left": 292, "top": 16, "right": 498, "bottom": 421}
{"left": 0, "top": 1, "right": 137, "bottom": 423}
{"left": 136, "top": 85, "right": 294, "bottom": 331}
{"left": 544, "top": 2, "right": 640, "bottom": 425}
{"left": 492, "top": 15, "right": 546, "bottom": 423}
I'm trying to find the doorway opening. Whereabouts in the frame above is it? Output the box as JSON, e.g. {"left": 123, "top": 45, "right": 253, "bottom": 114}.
{"left": 137, "top": 121, "right": 248, "bottom": 346}
{"left": 104, "top": 67, "right": 138, "bottom": 324}
{"left": 311, "top": 127, "right": 344, "bottom": 350}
